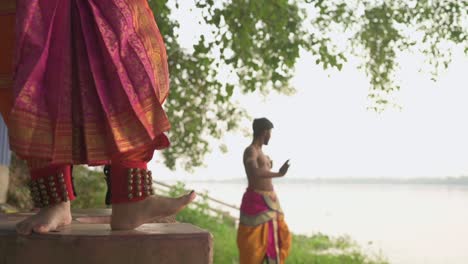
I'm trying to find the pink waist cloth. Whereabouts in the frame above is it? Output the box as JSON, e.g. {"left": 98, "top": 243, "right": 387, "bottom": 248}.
{"left": 240, "top": 188, "right": 271, "bottom": 215}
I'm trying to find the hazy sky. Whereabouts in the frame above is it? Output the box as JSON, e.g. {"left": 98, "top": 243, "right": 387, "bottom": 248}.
{"left": 150, "top": 1, "right": 468, "bottom": 181}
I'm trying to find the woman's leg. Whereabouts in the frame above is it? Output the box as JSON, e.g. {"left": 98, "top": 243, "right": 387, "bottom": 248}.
{"left": 15, "top": 161, "right": 75, "bottom": 235}
{"left": 109, "top": 148, "right": 196, "bottom": 230}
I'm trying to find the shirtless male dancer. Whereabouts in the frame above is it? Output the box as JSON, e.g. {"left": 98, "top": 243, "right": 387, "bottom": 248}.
{"left": 237, "top": 118, "right": 292, "bottom": 264}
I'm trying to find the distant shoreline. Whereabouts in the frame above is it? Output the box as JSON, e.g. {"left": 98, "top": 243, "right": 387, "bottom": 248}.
{"left": 177, "top": 177, "right": 468, "bottom": 186}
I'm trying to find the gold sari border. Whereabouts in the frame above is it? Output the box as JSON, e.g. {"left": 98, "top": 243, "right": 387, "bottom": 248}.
{"left": 239, "top": 211, "right": 278, "bottom": 226}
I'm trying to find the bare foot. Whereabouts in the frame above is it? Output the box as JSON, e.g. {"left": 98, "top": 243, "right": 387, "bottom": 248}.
{"left": 111, "top": 191, "right": 196, "bottom": 230}
{"left": 16, "top": 202, "right": 72, "bottom": 235}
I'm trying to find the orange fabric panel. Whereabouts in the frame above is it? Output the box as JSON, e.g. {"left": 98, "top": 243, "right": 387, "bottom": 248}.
{"left": 278, "top": 215, "right": 292, "bottom": 262}
{"left": 237, "top": 223, "right": 269, "bottom": 264}
{"left": 237, "top": 216, "right": 292, "bottom": 264}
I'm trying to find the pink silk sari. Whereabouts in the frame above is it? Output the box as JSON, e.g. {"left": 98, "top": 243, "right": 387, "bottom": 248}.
{"left": 9, "top": 0, "right": 171, "bottom": 165}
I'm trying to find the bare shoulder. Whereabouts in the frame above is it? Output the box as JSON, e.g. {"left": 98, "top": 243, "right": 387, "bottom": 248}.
{"left": 243, "top": 145, "right": 258, "bottom": 161}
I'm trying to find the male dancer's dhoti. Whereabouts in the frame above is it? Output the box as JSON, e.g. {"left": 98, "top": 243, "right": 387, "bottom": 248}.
{"left": 237, "top": 188, "right": 292, "bottom": 264}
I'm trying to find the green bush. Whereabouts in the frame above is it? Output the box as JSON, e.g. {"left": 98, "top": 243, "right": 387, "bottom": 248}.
{"left": 70, "top": 166, "right": 107, "bottom": 209}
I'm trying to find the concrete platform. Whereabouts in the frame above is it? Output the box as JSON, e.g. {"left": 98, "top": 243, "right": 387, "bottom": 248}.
{"left": 0, "top": 210, "right": 213, "bottom": 264}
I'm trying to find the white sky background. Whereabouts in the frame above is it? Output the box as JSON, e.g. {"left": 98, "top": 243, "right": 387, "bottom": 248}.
{"left": 149, "top": 1, "right": 468, "bottom": 181}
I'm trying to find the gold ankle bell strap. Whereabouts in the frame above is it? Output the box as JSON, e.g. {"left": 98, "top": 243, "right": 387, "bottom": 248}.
{"left": 109, "top": 161, "right": 156, "bottom": 204}
{"left": 126, "top": 168, "right": 155, "bottom": 199}
{"left": 29, "top": 170, "right": 73, "bottom": 208}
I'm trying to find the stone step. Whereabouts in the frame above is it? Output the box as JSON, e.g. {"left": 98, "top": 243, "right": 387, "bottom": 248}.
{"left": 0, "top": 210, "right": 213, "bottom": 264}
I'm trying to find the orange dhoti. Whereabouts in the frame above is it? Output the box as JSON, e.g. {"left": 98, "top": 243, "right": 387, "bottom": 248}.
{"left": 237, "top": 188, "right": 292, "bottom": 264}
